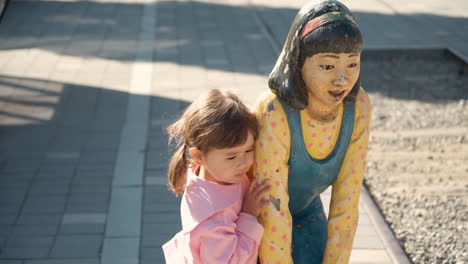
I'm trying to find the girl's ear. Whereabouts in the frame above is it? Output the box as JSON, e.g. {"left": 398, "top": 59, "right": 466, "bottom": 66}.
{"left": 188, "top": 147, "right": 204, "bottom": 166}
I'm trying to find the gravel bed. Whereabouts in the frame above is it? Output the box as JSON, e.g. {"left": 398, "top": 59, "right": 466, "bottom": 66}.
{"left": 361, "top": 50, "right": 468, "bottom": 264}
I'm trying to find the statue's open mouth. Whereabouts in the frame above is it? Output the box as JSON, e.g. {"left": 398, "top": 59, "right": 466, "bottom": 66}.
{"left": 328, "top": 90, "right": 345, "bottom": 99}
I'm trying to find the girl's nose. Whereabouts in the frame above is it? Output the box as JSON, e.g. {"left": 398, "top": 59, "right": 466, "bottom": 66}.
{"left": 333, "top": 72, "right": 348, "bottom": 86}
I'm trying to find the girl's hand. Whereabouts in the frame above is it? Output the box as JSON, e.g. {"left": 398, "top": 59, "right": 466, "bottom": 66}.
{"left": 242, "top": 177, "right": 271, "bottom": 217}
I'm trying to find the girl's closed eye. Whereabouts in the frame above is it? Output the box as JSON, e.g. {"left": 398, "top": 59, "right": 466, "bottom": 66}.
{"left": 227, "top": 156, "right": 236, "bottom": 160}
{"left": 246, "top": 148, "right": 254, "bottom": 153}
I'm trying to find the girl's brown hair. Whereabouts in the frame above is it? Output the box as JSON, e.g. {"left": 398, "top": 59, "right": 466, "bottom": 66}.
{"left": 167, "top": 89, "right": 258, "bottom": 195}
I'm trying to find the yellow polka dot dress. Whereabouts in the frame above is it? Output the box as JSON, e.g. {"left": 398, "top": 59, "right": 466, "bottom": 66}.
{"left": 254, "top": 88, "right": 371, "bottom": 264}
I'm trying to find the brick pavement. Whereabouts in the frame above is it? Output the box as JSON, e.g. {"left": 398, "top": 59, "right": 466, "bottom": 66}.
{"left": 0, "top": 0, "right": 466, "bottom": 263}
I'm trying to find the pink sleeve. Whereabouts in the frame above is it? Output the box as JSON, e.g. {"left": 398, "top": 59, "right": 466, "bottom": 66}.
{"left": 198, "top": 212, "right": 264, "bottom": 264}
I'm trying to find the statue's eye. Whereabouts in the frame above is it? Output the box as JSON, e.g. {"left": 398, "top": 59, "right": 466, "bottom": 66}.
{"left": 320, "top": 65, "right": 334, "bottom": 70}
{"left": 348, "top": 63, "right": 358, "bottom": 68}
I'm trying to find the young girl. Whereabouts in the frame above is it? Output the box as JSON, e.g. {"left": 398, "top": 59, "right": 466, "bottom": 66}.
{"left": 162, "top": 89, "right": 271, "bottom": 264}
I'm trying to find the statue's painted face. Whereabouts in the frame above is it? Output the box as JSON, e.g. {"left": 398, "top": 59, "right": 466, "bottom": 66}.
{"left": 301, "top": 52, "right": 360, "bottom": 107}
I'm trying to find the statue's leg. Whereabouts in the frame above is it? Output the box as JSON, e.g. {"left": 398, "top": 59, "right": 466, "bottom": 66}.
{"left": 291, "top": 196, "right": 327, "bottom": 264}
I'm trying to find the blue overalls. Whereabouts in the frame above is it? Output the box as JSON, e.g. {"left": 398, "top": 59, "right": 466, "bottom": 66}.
{"left": 277, "top": 98, "right": 355, "bottom": 263}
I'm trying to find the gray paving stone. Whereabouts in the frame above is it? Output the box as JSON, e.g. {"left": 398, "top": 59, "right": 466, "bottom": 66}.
{"left": 354, "top": 233, "right": 385, "bottom": 249}
{"left": 77, "top": 164, "right": 114, "bottom": 173}
{"left": 115, "top": 5, "right": 143, "bottom": 18}
{"left": 40, "top": 159, "right": 78, "bottom": 170}
{"left": 140, "top": 247, "right": 164, "bottom": 261}
{"left": 17, "top": 214, "right": 62, "bottom": 226}
{"left": 0, "top": 225, "right": 13, "bottom": 237}
{"left": 0, "top": 197, "right": 23, "bottom": 207}
{"left": 119, "top": 126, "right": 148, "bottom": 153}
{"left": 350, "top": 249, "right": 393, "bottom": 263}
{"left": 44, "top": 152, "right": 80, "bottom": 161}
{"left": 0, "top": 178, "right": 30, "bottom": 189}
{"left": 141, "top": 234, "right": 169, "bottom": 247}
{"left": 0, "top": 205, "right": 21, "bottom": 215}
{"left": 0, "top": 260, "right": 23, "bottom": 264}
{"left": 70, "top": 184, "right": 111, "bottom": 195}
{"left": 72, "top": 175, "right": 113, "bottom": 186}
{"left": 79, "top": 152, "right": 118, "bottom": 166}
{"left": 0, "top": 236, "right": 7, "bottom": 248}
{"left": 67, "top": 195, "right": 110, "bottom": 208}
{"left": 12, "top": 224, "right": 58, "bottom": 236}
{"left": 144, "top": 202, "right": 180, "bottom": 214}
{"left": 0, "top": 171, "right": 34, "bottom": 181}
{"left": 6, "top": 236, "right": 54, "bottom": 248}
{"left": 98, "top": 91, "right": 129, "bottom": 107}
{"left": 65, "top": 201, "right": 109, "bottom": 214}
{"left": 144, "top": 170, "right": 166, "bottom": 178}
{"left": 68, "top": 193, "right": 109, "bottom": 205}
{"left": 93, "top": 116, "right": 126, "bottom": 132}
{"left": 62, "top": 213, "right": 106, "bottom": 224}
{"left": 0, "top": 247, "right": 49, "bottom": 258}
{"left": 113, "top": 151, "right": 144, "bottom": 186}
{"left": 142, "top": 223, "right": 181, "bottom": 237}
{"left": 140, "top": 260, "right": 165, "bottom": 264}
{"left": 85, "top": 131, "right": 120, "bottom": 151}
{"left": 147, "top": 138, "right": 169, "bottom": 152}
{"left": 144, "top": 186, "right": 180, "bottom": 203}
{"left": 357, "top": 214, "right": 374, "bottom": 226}
{"left": 1, "top": 159, "right": 41, "bottom": 172}
{"left": 24, "top": 260, "right": 99, "bottom": 264}
{"left": 101, "top": 238, "right": 139, "bottom": 264}
{"left": 105, "top": 187, "right": 142, "bottom": 237}
{"left": 59, "top": 224, "right": 105, "bottom": 235}
{"left": 29, "top": 182, "right": 70, "bottom": 196}
{"left": 145, "top": 177, "right": 166, "bottom": 186}
{"left": 145, "top": 150, "right": 170, "bottom": 171}
{"left": 0, "top": 200, "right": 24, "bottom": 214}
{"left": 105, "top": 62, "right": 133, "bottom": 77}
{"left": 50, "top": 235, "right": 102, "bottom": 258}
{"left": 22, "top": 196, "right": 67, "bottom": 213}
{"left": 0, "top": 215, "right": 16, "bottom": 225}
{"left": 36, "top": 167, "right": 75, "bottom": 180}
{"left": 356, "top": 222, "right": 380, "bottom": 235}
{"left": 1, "top": 172, "right": 34, "bottom": 187}
{"left": 143, "top": 212, "right": 181, "bottom": 224}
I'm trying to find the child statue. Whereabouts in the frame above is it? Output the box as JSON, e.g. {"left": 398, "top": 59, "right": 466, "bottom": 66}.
{"left": 254, "top": 0, "right": 371, "bottom": 263}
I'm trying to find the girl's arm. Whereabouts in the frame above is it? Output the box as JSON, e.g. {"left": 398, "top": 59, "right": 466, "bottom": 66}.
{"left": 254, "top": 94, "right": 294, "bottom": 264}
{"left": 198, "top": 212, "right": 264, "bottom": 264}
{"left": 323, "top": 89, "right": 372, "bottom": 264}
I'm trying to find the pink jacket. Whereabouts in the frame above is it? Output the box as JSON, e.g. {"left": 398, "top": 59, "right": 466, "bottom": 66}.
{"left": 162, "top": 168, "right": 264, "bottom": 264}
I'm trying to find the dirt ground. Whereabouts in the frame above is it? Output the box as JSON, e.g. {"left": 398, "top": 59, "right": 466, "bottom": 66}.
{"left": 361, "top": 50, "right": 468, "bottom": 263}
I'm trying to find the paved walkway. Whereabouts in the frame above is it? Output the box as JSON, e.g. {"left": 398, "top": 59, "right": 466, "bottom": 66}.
{"left": 0, "top": 0, "right": 466, "bottom": 263}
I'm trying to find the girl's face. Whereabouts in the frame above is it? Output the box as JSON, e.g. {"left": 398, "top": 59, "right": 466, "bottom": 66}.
{"left": 301, "top": 52, "right": 360, "bottom": 107}
{"left": 197, "top": 130, "right": 255, "bottom": 185}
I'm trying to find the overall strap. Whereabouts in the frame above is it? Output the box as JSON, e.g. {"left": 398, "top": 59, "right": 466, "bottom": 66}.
{"left": 276, "top": 97, "right": 356, "bottom": 164}
{"left": 276, "top": 97, "right": 303, "bottom": 165}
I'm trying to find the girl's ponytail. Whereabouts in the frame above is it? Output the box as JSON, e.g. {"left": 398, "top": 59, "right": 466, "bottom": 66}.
{"left": 167, "top": 117, "right": 189, "bottom": 195}
{"left": 168, "top": 144, "right": 187, "bottom": 195}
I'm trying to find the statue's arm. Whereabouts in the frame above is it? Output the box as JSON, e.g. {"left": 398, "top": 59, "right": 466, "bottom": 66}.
{"left": 254, "top": 93, "right": 294, "bottom": 264}
{"left": 324, "top": 88, "right": 372, "bottom": 264}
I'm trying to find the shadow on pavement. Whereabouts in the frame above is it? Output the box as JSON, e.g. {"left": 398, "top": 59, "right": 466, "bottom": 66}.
{"left": 0, "top": 0, "right": 467, "bottom": 103}
{"left": 0, "top": 73, "right": 189, "bottom": 258}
